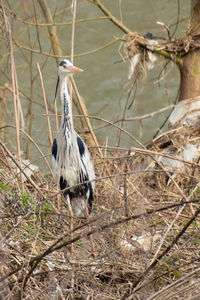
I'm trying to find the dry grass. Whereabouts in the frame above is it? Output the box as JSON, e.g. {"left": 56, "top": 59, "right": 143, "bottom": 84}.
{"left": 0, "top": 118, "right": 200, "bottom": 299}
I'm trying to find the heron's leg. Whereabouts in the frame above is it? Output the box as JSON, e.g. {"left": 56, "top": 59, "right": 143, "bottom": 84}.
{"left": 67, "top": 195, "right": 74, "bottom": 255}
{"left": 66, "top": 195, "right": 75, "bottom": 297}
{"left": 85, "top": 203, "right": 97, "bottom": 258}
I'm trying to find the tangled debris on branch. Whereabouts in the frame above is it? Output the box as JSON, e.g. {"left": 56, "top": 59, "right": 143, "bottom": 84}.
{"left": 124, "top": 29, "right": 200, "bottom": 80}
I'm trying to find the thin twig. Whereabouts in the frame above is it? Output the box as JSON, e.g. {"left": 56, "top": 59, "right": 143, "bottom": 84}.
{"left": 13, "top": 37, "right": 121, "bottom": 59}
{"left": 8, "top": 13, "right": 110, "bottom": 27}
{"left": 37, "top": 63, "right": 53, "bottom": 145}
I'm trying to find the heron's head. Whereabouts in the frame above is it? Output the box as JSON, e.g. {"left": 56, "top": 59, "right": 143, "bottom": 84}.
{"left": 54, "top": 60, "right": 83, "bottom": 101}
{"left": 59, "top": 59, "right": 83, "bottom": 77}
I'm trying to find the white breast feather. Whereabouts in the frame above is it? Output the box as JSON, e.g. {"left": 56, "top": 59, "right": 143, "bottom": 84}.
{"left": 52, "top": 130, "right": 95, "bottom": 189}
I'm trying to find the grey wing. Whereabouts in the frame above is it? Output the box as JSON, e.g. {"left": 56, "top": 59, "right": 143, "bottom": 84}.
{"left": 76, "top": 133, "right": 95, "bottom": 190}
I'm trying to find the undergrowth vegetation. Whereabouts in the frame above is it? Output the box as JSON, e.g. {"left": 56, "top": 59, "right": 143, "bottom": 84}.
{"left": 1, "top": 122, "right": 200, "bottom": 299}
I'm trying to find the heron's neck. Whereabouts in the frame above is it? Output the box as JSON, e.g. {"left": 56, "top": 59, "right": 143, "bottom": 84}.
{"left": 60, "top": 75, "right": 73, "bottom": 132}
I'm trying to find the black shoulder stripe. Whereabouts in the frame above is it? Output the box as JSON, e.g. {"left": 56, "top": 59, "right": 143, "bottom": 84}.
{"left": 87, "top": 182, "right": 94, "bottom": 213}
{"left": 77, "top": 135, "right": 85, "bottom": 157}
{"left": 52, "top": 138, "right": 57, "bottom": 159}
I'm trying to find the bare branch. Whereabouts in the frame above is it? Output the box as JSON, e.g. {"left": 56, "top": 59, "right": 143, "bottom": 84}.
{"left": 88, "top": 0, "right": 131, "bottom": 34}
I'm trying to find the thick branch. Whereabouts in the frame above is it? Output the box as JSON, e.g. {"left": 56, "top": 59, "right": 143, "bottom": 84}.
{"left": 178, "top": 0, "right": 200, "bottom": 100}
{"left": 88, "top": 0, "right": 131, "bottom": 34}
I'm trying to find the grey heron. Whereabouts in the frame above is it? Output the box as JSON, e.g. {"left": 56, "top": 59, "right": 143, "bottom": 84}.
{"left": 52, "top": 59, "right": 95, "bottom": 217}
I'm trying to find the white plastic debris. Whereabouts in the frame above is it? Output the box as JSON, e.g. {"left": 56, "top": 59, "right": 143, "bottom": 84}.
{"left": 119, "top": 231, "right": 161, "bottom": 253}
{"left": 169, "top": 97, "right": 200, "bottom": 125}
{"left": 158, "top": 144, "right": 200, "bottom": 172}
{"left": 146, "top": 39, "right": 158, "bottom": 51}
{"left": 130, "top": 151, "right": 135, "bottom": 156}
{"left": 128, "top": 53, "right": 141, "bottom": 79}
{"left": 181, "top": 143, "right": 200, "bottom": 162}
{"left": 8, "top": 155, "right": 39, "bottom": 182}
{"left": 128, "top": 43, "right": 157, "bottom": 79}
{"left": 146, "top": 39, "right": 158, "bottom": 70}
{"left": 146, "top": 51, "right": 157, "bottom": 70}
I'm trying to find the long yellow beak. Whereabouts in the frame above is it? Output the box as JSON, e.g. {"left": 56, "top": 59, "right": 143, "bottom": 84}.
{"left": 71, "top": 66, "right": 83, "bottom": 73}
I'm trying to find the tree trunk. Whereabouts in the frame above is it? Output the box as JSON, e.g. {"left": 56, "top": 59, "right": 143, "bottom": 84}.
{"left": 179, "top": 0, "right": 200, "bottom": 101}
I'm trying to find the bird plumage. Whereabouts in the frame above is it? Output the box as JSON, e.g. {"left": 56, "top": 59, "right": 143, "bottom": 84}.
{"left": 52, "top": 59, "right": 95, "bottom": 216}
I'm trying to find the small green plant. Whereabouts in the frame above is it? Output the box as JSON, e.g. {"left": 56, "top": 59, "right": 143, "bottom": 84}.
{"left": 21, "top": 193, "right": 28, "bottom": 207}
{"left": 0, "top": 182, "right": 15, "bottom": 199}
{"left": 173, "top": 269, "right": 181, "bottom": 278}
{"left": 21, "top": 193, "right": 35, "bottom": 209}
{"left": 194, "top": 186, "right": 200, "bottom": 196}
{"left": 42, "top": 203, "right": 54, "bottom": 213}
{"left": 0, "top": 182, "right": 8, "bottom": 191}
{"left": 8, "top": 191, "right": 14, "bottom": 197}
{"left": 76, "top": 239, "right": 83, "bottom": 248}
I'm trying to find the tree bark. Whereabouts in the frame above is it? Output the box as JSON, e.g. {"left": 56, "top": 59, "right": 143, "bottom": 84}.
{"left": 179, "top": 0, "right": 200, "bottom": 101}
